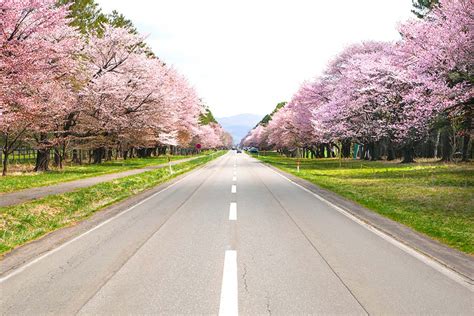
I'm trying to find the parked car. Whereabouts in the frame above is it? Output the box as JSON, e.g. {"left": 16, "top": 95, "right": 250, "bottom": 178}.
{"left": 249, "top": 147, "right": 258, "bottom": 154}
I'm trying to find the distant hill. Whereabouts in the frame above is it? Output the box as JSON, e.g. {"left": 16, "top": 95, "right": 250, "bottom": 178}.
{"left": 217, "top": 113, "right": 262, "bottom": 145}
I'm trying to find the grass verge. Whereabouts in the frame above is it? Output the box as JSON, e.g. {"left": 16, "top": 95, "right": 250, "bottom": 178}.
{"left": 253, "top": 154, "right": 474, "bottom": 254}
{"left": 0, "top": 151, "right": 225, "bottom": 254}
{"left": 0, "top": 154, "right": 211, "bottom": 193}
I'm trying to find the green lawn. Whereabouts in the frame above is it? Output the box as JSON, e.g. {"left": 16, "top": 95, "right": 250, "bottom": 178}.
{"left": 0, "top": 154, "right": 207, "bottom": 193}
{"left": 0, "top": 151, "right": 224, "bottom": 254}
{"left": 254, "top": 154, "right": 474, "bottom": 254}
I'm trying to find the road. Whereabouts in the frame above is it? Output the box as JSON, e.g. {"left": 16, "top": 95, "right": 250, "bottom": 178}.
{"left": 1, "top": 152, "right": 472, "bottom": 315}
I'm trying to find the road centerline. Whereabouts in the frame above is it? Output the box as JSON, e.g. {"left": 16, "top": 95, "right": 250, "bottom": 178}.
{"left": 231, "top": 184, "right": 237, "bottom": 194}
{"left": 219, "top": 250, "right": 238, "bottom": 316}
{"left": 229, "top": 202, "right": 237, "bottom": 221}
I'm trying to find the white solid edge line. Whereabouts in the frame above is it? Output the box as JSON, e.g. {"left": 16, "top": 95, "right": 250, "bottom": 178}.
{"left": 231, "top": 185, "right": 237, "bottom": 194}
{"left": 219, "top": 250, "right": 238, "bottom": 316}
{"left": 229, "top": 202, "right": 237, "bottom": 221}
{"left": 260, "top": 162, "right": 473, "bottom": 291}
{"left": 0, "top": 157, "right": 219, "bottom": 284}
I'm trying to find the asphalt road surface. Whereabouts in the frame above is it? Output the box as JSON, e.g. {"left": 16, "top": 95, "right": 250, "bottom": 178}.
{"left": 1, "top": 152, "right": 472, "bottom": 315}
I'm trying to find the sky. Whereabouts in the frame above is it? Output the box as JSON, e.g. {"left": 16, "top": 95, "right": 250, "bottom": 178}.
{"left": 96, "top": 0, "right": 415, "bottom": 118}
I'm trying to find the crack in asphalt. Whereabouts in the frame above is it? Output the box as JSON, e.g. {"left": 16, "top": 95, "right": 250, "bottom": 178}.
{"left": 250, "top": 160, "right": 370, "bottom": 316}
{"left": 242, "top": 263, "right": 249, "bottom": 293}
{"left": 265, "top": 293, "right": 272, "bottom": 315}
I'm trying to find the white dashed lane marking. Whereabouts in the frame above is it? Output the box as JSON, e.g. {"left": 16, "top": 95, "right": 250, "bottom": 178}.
{"left": 229, "top": 202, "right": 237, "bottom": 220}
{"left": 218, "top": 250, "right": 238, "bottom": 316}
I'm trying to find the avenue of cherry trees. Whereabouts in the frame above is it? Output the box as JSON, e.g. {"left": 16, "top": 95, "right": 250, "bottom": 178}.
{"left": 0, "top": 0, "right": 232, "bottom": 176}
{"left": 243, "top": 0, "right": 472, "bottom": 163}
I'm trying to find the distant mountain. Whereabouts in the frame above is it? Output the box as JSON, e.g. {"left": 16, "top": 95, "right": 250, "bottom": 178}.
{"left": 217, "top": 113, "right": 262, "bottom": 145}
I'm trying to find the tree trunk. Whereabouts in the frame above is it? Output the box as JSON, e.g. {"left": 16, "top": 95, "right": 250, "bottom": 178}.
{"left": 460, "top": 106, "right": 472, "bottom": 161}
{"left": 327, "top": 144, "right": 335, "bottom": 158}
{"left": 401, "top": 146, "right": 415, "bottom": 163}
{"left": 433, "top": 130, "right": 441, "bottom": 159}
{"left": 93, "top": 147, "right": 105, "bottom": 164}
{"left": 387, "top": 140, "right": 395, "bottom": 161}
{"left": 341, "top": 139, "right": 351, "bottom": 158}
{"left": 461, "top": 133, "right": 471, "bottom": 162}
{"left": 72, "top": 149, "right": 80, "bottom": 164}
{"left": 106, "top": 149, "right": 113, "bottom": 161}
{"left": 123, "top": 150, "right": 128, "bottom": 160}
{"left": 2, "top": 149, "right": 9, "bottom": 176}
{"left": 368, "top": 142, "right": 378, "bottom": 161}
{"left": 318, "top": 144, "right": 325, "bottom": 158}
{"left": 362, "top": 144, "right": 370, "bottom": 160}
{"left": 136, "top": 148, "right": 146, "bottom": 158}
{"left": 34, "top": 133, "right": 51, "bottom": 171}
{"left": 460, "top": 100, "right": 472, "bottom": 162}
{"left": 34, "top": 148, "right": 51, "bottom": 171}
{"left": 440, "top": 127, "right": 453, "bottom": 162}
{"left": 53, "top": 148, "right": 62, "bottom": 168}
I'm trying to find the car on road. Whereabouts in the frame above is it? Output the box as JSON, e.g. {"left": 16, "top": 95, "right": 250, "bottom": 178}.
{"left": 236, "top": 149, "right": 242, "bottom": 153}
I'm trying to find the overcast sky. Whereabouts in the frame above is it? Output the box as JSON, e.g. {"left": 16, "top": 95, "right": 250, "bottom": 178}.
{"left": 96, "top": 0, "right": 414, "bottom": 118}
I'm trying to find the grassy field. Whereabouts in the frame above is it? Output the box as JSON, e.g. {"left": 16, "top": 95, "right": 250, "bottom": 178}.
{"left": 254, "top": 153, "right": 474, "bottom": 254}
{"left": 0, "top": 151, "right": 224, "bottom": 254}
{"left": 0, "top": 154, "right": 210, "bottom": 193}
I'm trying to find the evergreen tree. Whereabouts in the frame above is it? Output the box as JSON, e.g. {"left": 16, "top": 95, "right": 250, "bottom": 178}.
{"left": 258, "top": 102, "right": 286, "bottom": 126}
{"left": 412, "top": 0, "right": 439, "bottom": 18}
{"left": 57, "top": 0, "right": 107, "bottom": 34}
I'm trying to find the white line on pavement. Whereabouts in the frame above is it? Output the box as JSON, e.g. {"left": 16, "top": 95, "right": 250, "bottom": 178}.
{"left": 219, "top": 250, "right": 238, "bottom": 316}
{"left": 231, "top": 184, "right": 237, "bottom": 194}
{"left": 229, "top": 202, "right": 237, "bottom": 220}
{"left": 261, "top": 162, "right": 473, "bottom": 290}
{"left": 232, "top": 176, "right": 237, "bottom": 182}
{"left": 0, "top": 156, "right": 225, "bottom": 283}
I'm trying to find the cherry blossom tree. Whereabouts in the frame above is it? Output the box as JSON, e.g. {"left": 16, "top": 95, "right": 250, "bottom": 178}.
{"left": 399, "top": 0, "right": 473, "bottom": 161}
{"left": 198, "top": 116, "right": 233, "bottom": 149}
{"left": 68, "top": 26, "right": 204, "bottom": 162}
{"left": 0, "top": 0, "right": 81, "bottom": 174}
{"left": 242, "top": 124, "right": 267, "bottom": 149}
{"left": 243, "top": 0, "right": 472, "bottom": 163}
{"left": 1, "top": 2, "right": 228, "bottom": 174}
